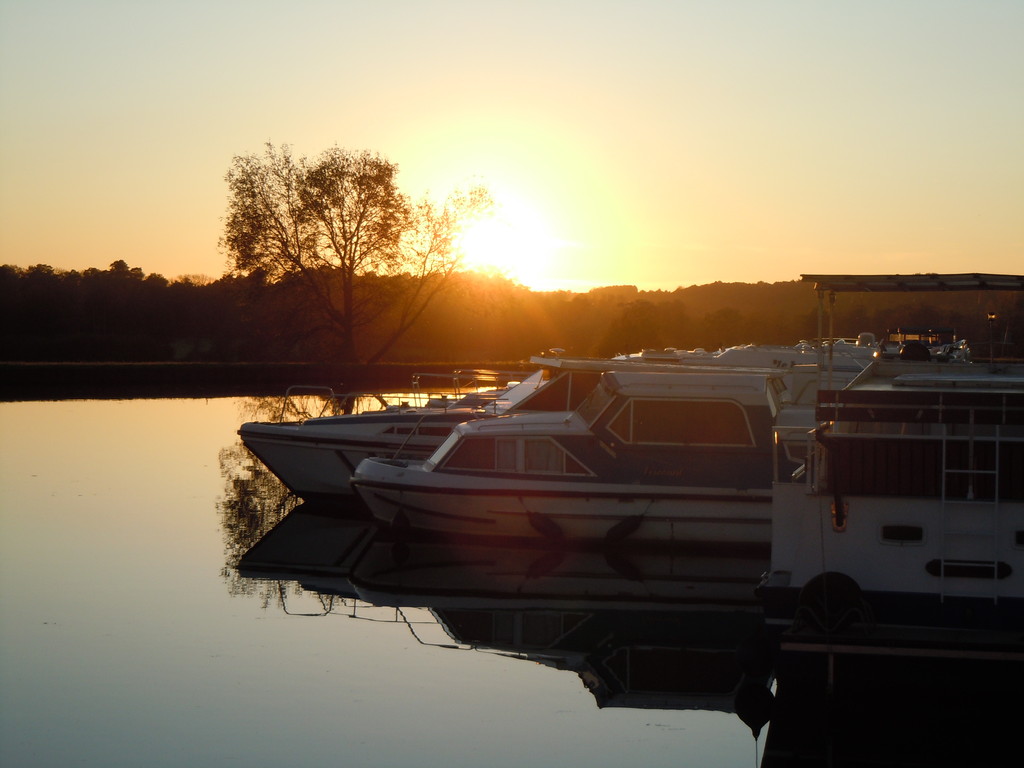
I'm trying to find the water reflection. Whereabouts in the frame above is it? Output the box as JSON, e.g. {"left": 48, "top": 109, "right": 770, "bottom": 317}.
{"left": 764, "top": 650, "right": 1017, "bottom": 766}
{"left": 217, "top": 439, "right": 297, "bottom": 599}
{"left": 354, "top": 532, "right": 771, "bottom": 718}
{"left": 235, "top": 501, "right": 773, "bottom": 730}
{"left": 232, "top": 500, "right": 1020, "bottom": 766}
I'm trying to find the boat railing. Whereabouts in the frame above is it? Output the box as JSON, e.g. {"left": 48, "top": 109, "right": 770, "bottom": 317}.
{"left": 271, "top": 369, "right": 527, "bottom": 422}
{"left": 339, "top": 604, "right": 475, "bottom": 650}
{"left": 411, "top": 368, "right": 524, "bottom": 392}
{"left": 411, "top": 369, "right": 528, "bottom": 409}
{"left": 816, "top": 388, "right": 1024, "bottom": 427}
{"left": 276, "top": 385, "right": 389, "bottom": 421}
{"left": 803, "top": 427, "right": 1024, "bottom": 501}
{"left": 279, "top": 595, "right": 474, "bottom": 646}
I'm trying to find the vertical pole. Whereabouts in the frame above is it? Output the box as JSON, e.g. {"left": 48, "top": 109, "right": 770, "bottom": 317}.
{"left": 987, "top": 312, "right": 997, "bottom": 368}
{"left": 827, "top": 291, "right": 836, "bottom": 393}
{"left": 816, "top": 287, "right": 825, "bottom": 390}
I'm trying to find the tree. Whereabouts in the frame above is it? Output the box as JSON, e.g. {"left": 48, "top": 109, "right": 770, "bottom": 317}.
{"left": 222, "top": 143, "right": 491, "bottom": 362}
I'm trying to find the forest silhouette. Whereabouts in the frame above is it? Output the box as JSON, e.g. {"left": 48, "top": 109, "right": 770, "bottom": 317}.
{"left": 3, "top": 260, "right": 1022, "bottom": 364}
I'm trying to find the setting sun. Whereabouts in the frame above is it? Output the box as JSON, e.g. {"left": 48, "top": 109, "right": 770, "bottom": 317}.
{"left": 457, "top": 198, "right": 566, "bottom": 291}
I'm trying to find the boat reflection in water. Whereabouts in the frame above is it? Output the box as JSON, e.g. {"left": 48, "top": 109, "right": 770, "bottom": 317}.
{"left": 350, "top": 530, "right": 774, "bottom": 718}
{"left": 236, "top": 502, "right": 1020, "bottom": 765}
{"left": 237, "top": 502, "right": 774, "bottom": 728}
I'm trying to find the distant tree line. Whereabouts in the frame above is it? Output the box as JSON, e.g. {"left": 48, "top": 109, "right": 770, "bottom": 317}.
{"left": 3, "top": 260, "right": 1021, "bottom": 362}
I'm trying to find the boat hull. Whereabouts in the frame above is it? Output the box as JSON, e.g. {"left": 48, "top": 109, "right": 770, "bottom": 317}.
{"left": 760, "top": 481, "right": 1024, "bottom": 633}
{"left": 353, "top": 461, "right": 772, "bottom": 551}
{"left": 239, "top": 413, "right": 480, "bottom": 497}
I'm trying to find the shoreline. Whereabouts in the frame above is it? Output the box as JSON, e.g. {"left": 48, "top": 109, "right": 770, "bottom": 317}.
{"left": 0, "top": 361, "right": 533, "bottom": 401}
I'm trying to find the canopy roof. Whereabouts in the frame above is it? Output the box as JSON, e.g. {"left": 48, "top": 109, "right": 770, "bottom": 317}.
{"left": 801, "top": 273, "right": 1024, "bottom": 293}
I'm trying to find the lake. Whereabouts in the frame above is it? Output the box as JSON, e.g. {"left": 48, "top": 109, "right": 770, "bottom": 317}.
{"left": 1, "top": 397, "right": 1015, "bottom": 767}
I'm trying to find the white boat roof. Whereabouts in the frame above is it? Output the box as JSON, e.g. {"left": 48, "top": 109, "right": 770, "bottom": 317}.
{"left": 455, "top": 410, "right": 590, "bottom": 436}
{"left": 847, "top": 361, "right": 1024, "bottom": 393}
{"left": 530, "top": 354, "right": 788, "bottom": 377}
{"left": 891, "top": 373, "right": 1024, "bottom": 390}
{"left": 816, "top": 361, "right": 1024, "bottom": 425}
{"left": 802, "top": 273, "right": 1024, "bottom": 292}
{"left": 601, "top": 369, "right": 774, "bottom": 397}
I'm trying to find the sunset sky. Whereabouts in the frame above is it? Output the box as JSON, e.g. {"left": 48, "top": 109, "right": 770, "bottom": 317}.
{"left": 1, "top": 0, "right": 1021, "bottom": 291}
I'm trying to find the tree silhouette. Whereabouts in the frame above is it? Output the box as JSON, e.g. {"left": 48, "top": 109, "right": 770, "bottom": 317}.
{"left": 222, "top": 143, "right": 491, "bottom": 363}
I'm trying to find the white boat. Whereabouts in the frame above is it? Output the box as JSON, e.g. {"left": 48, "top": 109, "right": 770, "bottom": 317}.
{"left": 238, "top": 370, "right": 549, "bottom": 498}
{"left": 759, "top": 273, "right": 1024, "bottom": 652}
{"left": 616, "top": 334, "right": 878, "bottom": 371}
{"left": 352, "top": 369, "right": 800, "bottom": 548}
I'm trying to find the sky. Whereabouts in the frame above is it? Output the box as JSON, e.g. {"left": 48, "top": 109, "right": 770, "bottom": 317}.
{"left": 1, "top": 0, "right": 1021, "bottom": 292}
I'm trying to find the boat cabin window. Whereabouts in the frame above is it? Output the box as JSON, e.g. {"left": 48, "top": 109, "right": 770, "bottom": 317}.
{"left": 527, "top": 438, "right": 577, "bottom": 473}
{"left": 442, "top": 436, "right": 497, "bottom": 470}
{"left": 607, "top": 399, "right": 755, "bottom": 447}
{"left": 438, "top": 435, "right": 591, "bottom": 475}
{"left": 496, "top": 438, "right": 517, "bottom": 471}
{"left": 576, "top": 381, "right": 616, "bottom": 425}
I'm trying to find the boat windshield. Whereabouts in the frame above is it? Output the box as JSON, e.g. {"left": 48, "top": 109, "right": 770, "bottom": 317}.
{"left": 576, "top": 380, "right": 616, "bottom": 426}
{"left": 424, "top": 430, "right": 462, "bottom": 470}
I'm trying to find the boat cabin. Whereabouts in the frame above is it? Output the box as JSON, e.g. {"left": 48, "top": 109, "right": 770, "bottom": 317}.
{"left": 425, "top": 370, "right": 792, "bottom": 488}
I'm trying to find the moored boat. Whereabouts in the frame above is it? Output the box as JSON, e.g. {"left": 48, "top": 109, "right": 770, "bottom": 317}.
{"left": 352, "top": 369, "right": 798, "bottom": 548}
{"left": 759, "top": 273, "right": 1024, "bottom": 653}
{"left": 616, "top": 335, "right": 878, "bottom": 370}
{"left": 238, "top": 370, "right": 547, "bottom": 498}
{"left": 760, "top": 359, "right": 1024, "bottom": 634}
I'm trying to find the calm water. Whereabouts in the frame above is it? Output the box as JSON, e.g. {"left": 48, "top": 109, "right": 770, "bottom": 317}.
{"left": 0, "top": 398, "right": 763, "bottom": 768}
{"left": 1, "top": 398, "right": 1015, "bottom": 767}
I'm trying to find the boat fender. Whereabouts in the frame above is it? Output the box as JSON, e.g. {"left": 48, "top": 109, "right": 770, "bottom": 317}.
{"left": 605, "top": 514, "right": 644, "bottom": 542}
{"left": 734, "top": 680, "right": 773, "bottom": 739}
{"left": 831, "top": 496, "right": 848, "bottom": 532}
{"left": 390, "top": 508, "right": 411, "bottom": 537}
{"left": 527, "top": 511, "right": 565, "bottom": 541}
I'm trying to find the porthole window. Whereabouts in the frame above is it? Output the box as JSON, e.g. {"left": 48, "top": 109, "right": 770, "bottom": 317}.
{"left": 880, "top": 524, "right": 924, "bottom": 545}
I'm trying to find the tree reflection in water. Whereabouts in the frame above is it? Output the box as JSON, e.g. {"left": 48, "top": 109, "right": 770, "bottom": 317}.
{"left": 217, "top": 437, "right": 296, "bottom": 602}
{"left": 217, "top": 390, "right": 404, "bottom": 606}
{"left": 235, "top": 392, "right": 342, "bottom": 424}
